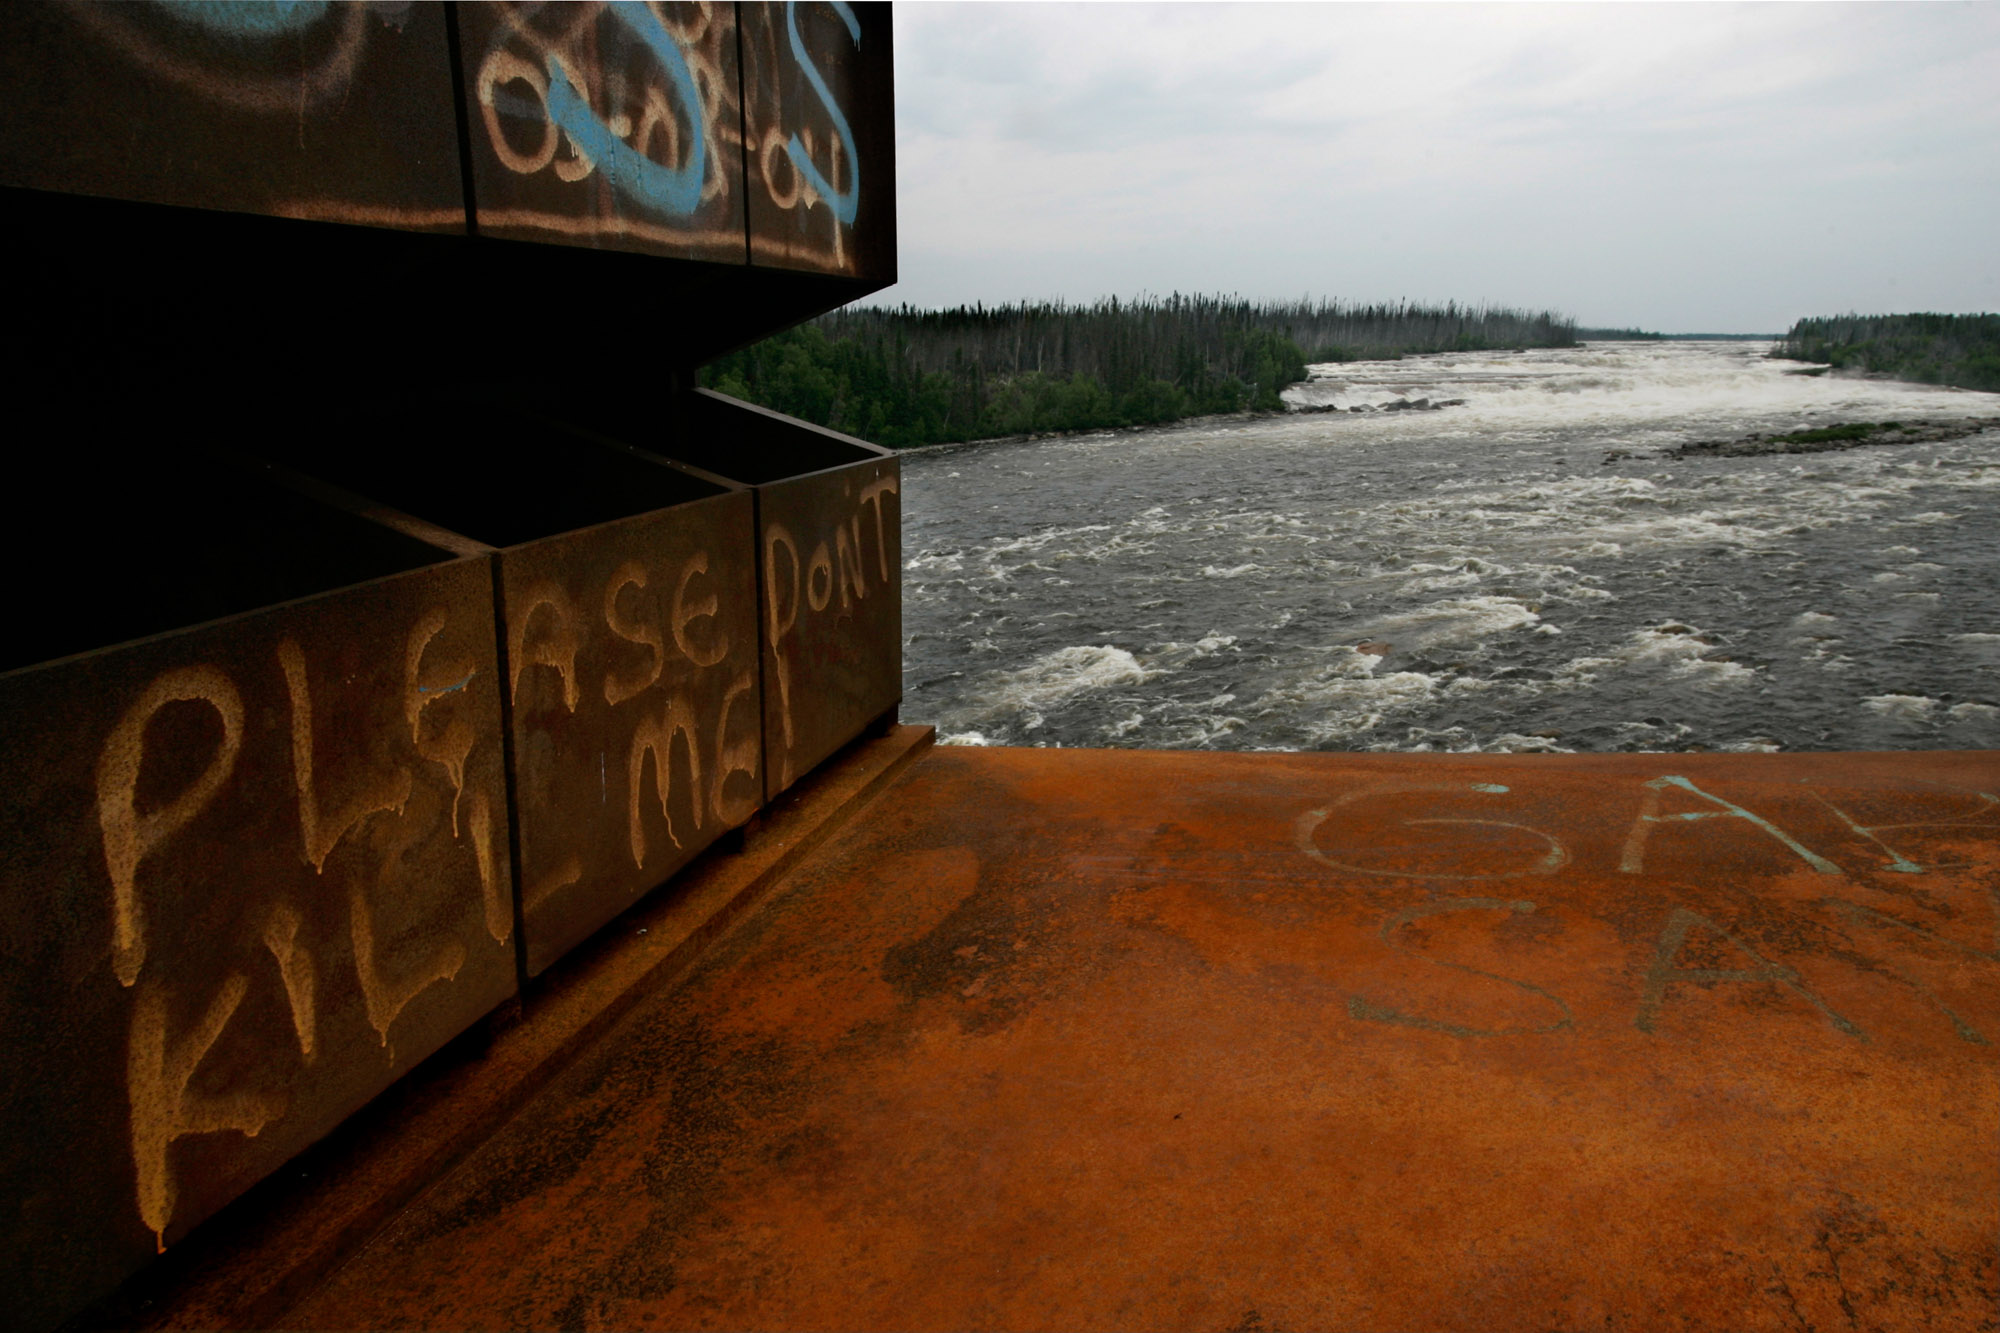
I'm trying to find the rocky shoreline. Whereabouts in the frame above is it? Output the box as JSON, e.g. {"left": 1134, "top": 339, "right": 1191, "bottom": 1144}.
{"left": 899, "top": 391, "right": 1473, "bottom": 451}
{"left": 1604, "top": 416, "right": 2000, "bottom": 463}
{"left": 1289, "top": 395, "right": 1466, "bottom": 416}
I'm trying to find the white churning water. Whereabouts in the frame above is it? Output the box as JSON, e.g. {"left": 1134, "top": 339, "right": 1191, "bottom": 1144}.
{"left": 902, "top": 341, "right": 2000, "bottom": 753}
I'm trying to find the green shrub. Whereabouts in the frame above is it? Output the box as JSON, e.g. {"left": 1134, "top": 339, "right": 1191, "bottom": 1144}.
{"left": 1778, "top": 313, "right": 2000, "bottom": 393}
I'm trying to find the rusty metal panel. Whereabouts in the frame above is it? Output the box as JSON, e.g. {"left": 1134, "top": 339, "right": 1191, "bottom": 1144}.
{"left": 611, "top": 391, "right": 903, "bottom": 801}
{"left": 756, "top": 455, "right": 901, "bottom": 798}
{"left": 0, "top": 557, "right": 515, "bottom": 1333}
{"left": 0, "top": 1, "right": 462, "bottom": 230}
{"left": 740, "top": 0, "right": 896, "bottom": 280}
{"left": 279, "top": 745, "right": 2000, "bottom": 1333}
{"left": 237, "top": 404, "right": 768, "bottom": 978}
{"left": 500, "top": 490, "right": 764, "bottom": 977}
{"left": 457, "top": 2, "right": 747, "bottom": 262}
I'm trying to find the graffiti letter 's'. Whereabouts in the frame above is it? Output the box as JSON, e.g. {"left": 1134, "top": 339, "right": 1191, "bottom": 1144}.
{"left": 784, "top": 0, "right": 861, "bottom": 224}
{"left": 604, "top": 561, "right": 665, "bottom": 705}
{"left": 672, "top": 550, "right": 730, "bottom": 668}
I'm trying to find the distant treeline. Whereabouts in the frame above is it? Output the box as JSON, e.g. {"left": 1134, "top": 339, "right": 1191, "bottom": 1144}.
{"left": 1578, "top": 328, "right": 1780, "bottom": 341}
{"left": 1776, "top": 313, "right": 2000, "bottom": 392}
{"left": 700, "top": 295, "right": 1578, "bottom": 447}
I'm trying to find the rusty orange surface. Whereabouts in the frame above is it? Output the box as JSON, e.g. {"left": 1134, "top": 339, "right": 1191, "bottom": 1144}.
{"left": 284, "top": 747, "right": 2000, "bottom": 1332}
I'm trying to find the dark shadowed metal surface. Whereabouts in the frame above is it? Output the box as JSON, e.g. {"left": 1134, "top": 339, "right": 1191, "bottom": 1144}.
{"left": 249, "top": 405, "right": 766, "bottom": 978}
{"left": 0, "top": 542, "right": 516, "bottom": 1333}
{"left": 740, "top": 0, "right": 896, "bottom": 280}
{"left": 498, "top": 491, "right": 763, "bottom": 977}
{"left": 755, "top": 454, "right": 903, "bottom": 797}
{"left": 455, "top": 2, "right": 747, "bottom": 262}
{"left": 0, "top": 7, "right": 903, "bottom": 1328}
{"left": 281, "top": 745, "right": 1998, "bottom": 1333}
{"left": 0, "top": 4, "right": 899, "bottom": 405}
{"left": 80, "top": 729, "right": 934, "bottom": 1333}
{"left": 0, "top": 0, "right": 462, "bottom": 229}
{"left": 629, "top": 390, "right": 903, "bottom": 800}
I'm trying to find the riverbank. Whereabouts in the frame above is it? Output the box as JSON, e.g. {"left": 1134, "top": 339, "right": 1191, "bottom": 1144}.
{"left": 889, "top": 407, "right": 1286, "bottom": 455}
{"left": 1775, "top": 312, "right": 2000, "bottom": 393}
{"left": 701, "top": 297, "right": 1575, "bottom": 449}
{"left": 895, "top": 344, "right": 1518, "bottom": 451}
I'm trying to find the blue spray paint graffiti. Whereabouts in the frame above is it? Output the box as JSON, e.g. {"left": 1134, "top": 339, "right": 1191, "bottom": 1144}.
{"left": 784, "top": 0, "right": 859, "bottom": 226}
{"left": 152, "top": 1, "right": 332, "bottom": 40}
{"left": 543, "top": 5, "right": 707, "bottom": 219}
{"left": 461, "top": 1, "right": 871, "bottom": 270}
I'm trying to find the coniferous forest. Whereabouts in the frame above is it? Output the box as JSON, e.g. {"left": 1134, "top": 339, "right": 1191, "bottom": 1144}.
{"left": 1776, "top": 313, "right": 2000, "bottom": 392}
{"left": 700, "top": 295, "right": 1579, "bottom": 447}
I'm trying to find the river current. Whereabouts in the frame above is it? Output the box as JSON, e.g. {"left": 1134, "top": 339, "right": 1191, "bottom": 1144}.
{"left": 898, "top": 341, "right": 2000, "bottom": 754}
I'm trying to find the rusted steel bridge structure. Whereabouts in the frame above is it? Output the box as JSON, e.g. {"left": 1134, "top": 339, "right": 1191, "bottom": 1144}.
{"left": 1, "top": 5, "right": 1994, "bottom": 1332}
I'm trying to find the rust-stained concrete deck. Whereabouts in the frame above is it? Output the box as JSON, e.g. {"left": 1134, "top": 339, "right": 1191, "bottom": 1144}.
{"left": 172, "top": 745, "right": 2000, "bottom": 1330}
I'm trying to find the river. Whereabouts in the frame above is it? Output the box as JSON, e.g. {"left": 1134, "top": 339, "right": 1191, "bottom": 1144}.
{"left": 898, "top": 340, "right": 2000, "bottom": 754}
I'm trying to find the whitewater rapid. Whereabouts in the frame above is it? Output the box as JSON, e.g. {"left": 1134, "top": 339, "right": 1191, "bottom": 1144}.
{"left": 899, "top": 341, "right": 2000, "bottom": 753}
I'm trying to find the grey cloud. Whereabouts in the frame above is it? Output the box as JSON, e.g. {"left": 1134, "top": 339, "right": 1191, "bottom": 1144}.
{"left": 882, "top": 3, "right": 2000, "bottom": 333}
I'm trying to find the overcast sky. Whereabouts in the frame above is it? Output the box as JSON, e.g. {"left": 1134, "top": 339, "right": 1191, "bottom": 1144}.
{"left": 874, "top": 2, "right": 2000, "bottom": 332}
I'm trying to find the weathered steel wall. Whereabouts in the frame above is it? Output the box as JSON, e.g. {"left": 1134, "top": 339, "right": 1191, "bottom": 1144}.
{"left": 741, "top": 0, "right": 897, "bottom": 280}
{"left": 685, "top": 392, "right": 901, "bottom": 798}
{"left": 0, "top": 4, "right": 897, "bottom": 395}
{"left": 246, "top": 406, "right": 768, "bottom": 978}
{"left": 567, "top": 390, "right": 903, "bottom": 799}
{"left": 0, "top": 0, "right": 463, "bottom": 229}
{"left": 0, "top": 0, "right": 892, "bottom": 273}
{"left": 754, "top": 454, "right": 903, "bottom": 797}
{"left": 457, "top": 2, "right": 748, "bottom": 263}
{"left": 0, "top": 522, "right": 515, "bottom": 1333}
{"left": 455, "top": 1, "right": 895, "bottom": 280}
{"left": 496, "top": 489, "right": 764, "bottom": 976}
{"left": 0, "top": 10, "right": 904, "bottom": 1330}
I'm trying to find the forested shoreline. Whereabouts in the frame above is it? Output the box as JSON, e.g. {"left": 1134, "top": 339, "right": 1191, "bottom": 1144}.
{"left": 700, "top": 296, "right": 1578, "bottom": 447}
{"left": 1577, "top": 327, "right": 1666, "bottom": 341}
{"left": 1776, "top": 313, "right": 2000, "bottom": 392}
{"left": 1576, "top": 329, "right": 1778, "bottom": 341}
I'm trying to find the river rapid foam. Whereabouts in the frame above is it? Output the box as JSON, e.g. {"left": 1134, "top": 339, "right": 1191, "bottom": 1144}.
{"left": 900, "top": 341, "right": 2000, "bottom": 753}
